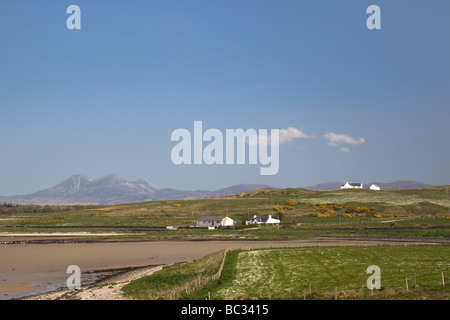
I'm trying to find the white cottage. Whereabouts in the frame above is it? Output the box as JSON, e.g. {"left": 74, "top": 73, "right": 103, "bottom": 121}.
{"left": 246, "top": 215, "right": 280, "bottom": 225}
{"left": 196, "top": 216, "right": 234, "bottom": 228}
{"left": 369, "top": 184, "right": 381, "bottom": 190}
{"left": 340, "top": 182, "right": 363, "bottom": 189}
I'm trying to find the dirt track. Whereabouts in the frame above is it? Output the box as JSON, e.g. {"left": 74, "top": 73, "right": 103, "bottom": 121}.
{"left": 0, "top": 237, "right": 445, "bottom": 300}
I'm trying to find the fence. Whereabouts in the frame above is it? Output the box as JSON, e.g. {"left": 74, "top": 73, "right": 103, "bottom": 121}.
{"left": 301, "top": 271, "right": 447, "bottom": 300}
{"left": 150, "top": 248, "right": 229, "bottom": 300}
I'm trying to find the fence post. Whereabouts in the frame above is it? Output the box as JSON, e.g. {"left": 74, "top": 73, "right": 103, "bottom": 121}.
{"left": 442, "top": 272, "right": 445, "bottom": 287}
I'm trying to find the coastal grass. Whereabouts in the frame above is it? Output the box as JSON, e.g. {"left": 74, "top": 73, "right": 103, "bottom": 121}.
{"left": 1, "top": 214, "right": 448, "bottom": 241}
{"left": 1, "top": 186, "right": 449, "bottom": 240}
{"left": 121, "top": 250, "right": 225, "bottom": 300}
{"left": 120, "top": 244, "right": 450, "bottom": 300}
{"left": 191, "top": 244, "right": 450, "bottom": 300}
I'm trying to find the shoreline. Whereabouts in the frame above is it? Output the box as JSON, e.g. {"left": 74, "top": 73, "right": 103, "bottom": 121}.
{"left": 19, "top": 264, "right": 165, "bottom": 300}
{"left": 2, "top": 237, "right": 448, "bottom": 300}
{"left": 1, "top": 233, "right": 449, "bottom": 246}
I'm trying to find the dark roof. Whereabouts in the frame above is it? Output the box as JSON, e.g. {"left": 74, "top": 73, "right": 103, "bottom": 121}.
{"left": 345, "top": 182, "right": 362, "bottom": 186}
{"left": 252, "top": 216, "right": 269, "bottom": 222}
{"left": 197, "top": 216, "right": 226, "bottom": 221}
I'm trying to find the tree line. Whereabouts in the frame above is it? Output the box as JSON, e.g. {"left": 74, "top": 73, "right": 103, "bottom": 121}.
{"left": 0, "top": 202, "right": 98, "bottom": 214}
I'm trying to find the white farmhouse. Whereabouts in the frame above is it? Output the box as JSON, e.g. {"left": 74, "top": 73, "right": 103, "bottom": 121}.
{"left": 196, "top": 216, "right": 234, "bottom": 228}
{"left": 246, "top": 215, "right": 280, "bottom": 225}
{"left": 369, "top": 184, "right": 381, "bottom": 190}
{"left": 340, "top": 182, "right": 363, "bottom": 189}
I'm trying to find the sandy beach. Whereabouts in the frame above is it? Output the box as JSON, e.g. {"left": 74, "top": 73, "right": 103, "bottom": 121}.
{"left": 21, "top": 265, "right": 165, "bottom": 300}
{"left": 0, "top": 237, "right": 443, "bottom": 300}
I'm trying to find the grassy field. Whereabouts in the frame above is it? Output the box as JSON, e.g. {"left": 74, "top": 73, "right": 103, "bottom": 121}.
{"left": 208, "top": 245, "right": 450, "bottom": 300}
{"left": 0, "top": 186, "right": 449, "bottom": 240}
{"left": 2, "top": 187, "right": 449, "bottom": 300}
{"left": 121, "top": 250, "right": 226, "bottom": 299}
{"left": 122, "top": 244, "right": 450, "bottom": 300}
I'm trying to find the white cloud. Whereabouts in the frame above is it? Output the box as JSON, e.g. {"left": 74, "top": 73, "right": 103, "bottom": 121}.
{"left": 324, "top": 132, "right": 365, "bottom": 146}
{"left": 279, "top": 127, "right": 316, "bottom": 144}
{"left": 247, "top": 127, "right": 315, "bottom": 146}
{"left": 324, "top": 132, "right": 365, "bottom": 152}
{"left": 244, "top": 128, "right": 364, "bottom": 153}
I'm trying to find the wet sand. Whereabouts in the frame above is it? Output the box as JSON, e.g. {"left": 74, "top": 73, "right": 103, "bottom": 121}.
{"left": 0, "top": 238, "right": 440, "bottom": 300}
{"left": 0, "top": 232, "right": 140, "bottom": 244}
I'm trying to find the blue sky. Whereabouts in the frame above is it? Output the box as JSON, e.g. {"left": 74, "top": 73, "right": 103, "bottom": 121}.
{"left": 0, "top": 0, "right": 449, "bottom": 195}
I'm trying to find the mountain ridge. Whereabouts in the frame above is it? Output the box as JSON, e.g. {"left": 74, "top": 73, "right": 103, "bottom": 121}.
{"left": 302, "top": 180, "right": 431, "bottom": 191}
{"left": 0, "top": 175, "right": 432, "bottom": 206}
{"left": 0, "top": 174, "right": 274, "bottom": 205}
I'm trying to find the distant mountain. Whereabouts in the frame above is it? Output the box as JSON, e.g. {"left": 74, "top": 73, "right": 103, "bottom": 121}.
{"left": 0, "top": 174, "right": 275, "bottom": 206}
{"left": 209, "top": 184, "right": 275, "bottom": 198}
{"left": 303, "top": 180, "right": 431, "bottom": 191}
{"left": 366, "top": 180, "right": 431, "bottom": 190}
{"left": 0, "top": 175, "right": 432, "bottom": 206}
{"left": 303, "top": 181, "right": 343, "bottom": 191}
{"left": 30, "top": 174, "right": 93, "bottom": 198}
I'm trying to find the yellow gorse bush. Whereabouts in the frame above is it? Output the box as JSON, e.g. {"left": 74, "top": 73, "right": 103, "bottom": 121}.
{"left": 273, "top": 206, "right": 294, "bottom": 212}
{"left": 311, "top": 203, "right": 379, "bottom": 217}
{"left": 311, "top": 203, "right": 345, "bottom": 215}
{"left": 93, "top": 212, "right": 107, "bottom": 216}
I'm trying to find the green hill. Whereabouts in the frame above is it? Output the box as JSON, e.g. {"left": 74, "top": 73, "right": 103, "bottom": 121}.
{"left": 1, "top": 186, "right": 449, "bottom": 240}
